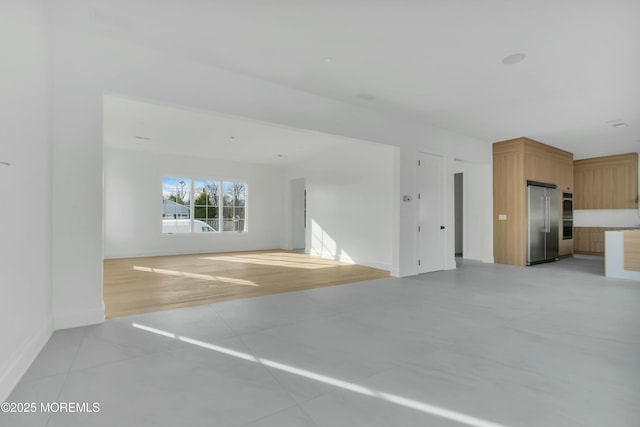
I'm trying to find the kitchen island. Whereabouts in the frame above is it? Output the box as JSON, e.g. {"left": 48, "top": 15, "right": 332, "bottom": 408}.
{"left": 605, "top": 229, "right": 640, "bottom": 280}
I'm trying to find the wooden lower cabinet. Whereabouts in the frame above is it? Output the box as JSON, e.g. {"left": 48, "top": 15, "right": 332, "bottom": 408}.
{"left": 624, "top": 232, "right": 640, "bottom": 272}
{"left": 574, "top": 227, "right": 639, "bottom": 255}
{"left": 559, "top": 238, "right": 573, "bottom": 257}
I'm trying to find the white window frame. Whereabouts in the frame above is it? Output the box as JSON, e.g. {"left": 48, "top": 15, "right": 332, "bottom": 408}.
{"left": 161, "top": 176, "right": 248, "bottom": 234}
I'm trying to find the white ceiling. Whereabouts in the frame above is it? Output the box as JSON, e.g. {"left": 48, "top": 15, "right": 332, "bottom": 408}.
{"left": 103, "top": 94, "right": 358, "bottom": 165}
{"left": 98, "top": 0, "right": 640, "bottom": 160}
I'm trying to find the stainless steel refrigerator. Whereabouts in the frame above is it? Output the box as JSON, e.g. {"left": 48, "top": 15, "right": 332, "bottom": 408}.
{"left": 527, "top": 181, "right": 559, "bottom": 265}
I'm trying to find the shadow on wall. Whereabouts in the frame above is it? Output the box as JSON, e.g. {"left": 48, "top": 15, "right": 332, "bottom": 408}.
{"left": 287, "top": 141, "right": 396, "bottom": 270}
{"left": 310, "top": 219, "right": 353, "bottom": 263}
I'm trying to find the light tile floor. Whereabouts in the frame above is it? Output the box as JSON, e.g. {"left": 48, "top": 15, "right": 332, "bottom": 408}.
{"left": 3, "top": 256, "right": 640, "bottom": 426}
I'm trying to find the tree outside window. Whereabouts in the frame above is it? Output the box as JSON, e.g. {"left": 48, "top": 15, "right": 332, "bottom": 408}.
{"left": 162, "top": 176, "right": 247, "bottom": 233}
{"left": 194, "top": 180, "right": 219, "bottom": 231}
{"left": 222, "top": 181, "right": 246, "bottom": 231}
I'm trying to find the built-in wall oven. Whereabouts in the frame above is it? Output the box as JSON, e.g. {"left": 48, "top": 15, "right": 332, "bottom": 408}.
{"left": 562, "top": 192, "right": 573, "bottom": 240}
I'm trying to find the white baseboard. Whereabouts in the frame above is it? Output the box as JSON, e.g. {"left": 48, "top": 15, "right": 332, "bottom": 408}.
{"left": 103, "top": 243, "right": 278, "bottom": 260}
{"left": 357, "top": 259, "right": 391, "bottom": 271}
{"left": 53, "top": 304, "right": 105, "bottom": 330}
{"left": 0, "top": 320, "right": 53, "bottom": 403}
{"left": 445, "top": 257, "right": 457, "bottom": 270}
{"left": 309, "top": 251, "right": 391, "bottom": 272}
{"left": 483, "top": 255, "right": 495, "bottom": 264}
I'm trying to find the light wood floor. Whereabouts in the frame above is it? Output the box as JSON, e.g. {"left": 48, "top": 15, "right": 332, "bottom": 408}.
{"left": 103, "top": 249, "right": 390, "bottom": 319}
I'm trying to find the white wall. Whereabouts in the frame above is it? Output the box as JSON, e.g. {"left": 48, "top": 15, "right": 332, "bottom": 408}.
{"left": 104, "top": 147, "right": 285, "bottom": 258}
{"left": 49, "top": 1, "right": 493, "bottom": 330}
{"left": 459, "top": 162, "right": 494, "bottom": 263}
{"left": 285, "top": 142, "right": 396, "bottom": 270}
{"left": 574, "top": 210, "right": 640, "bottom": 227}
{"left": 405, "top": 141, "right": 493, "bottom": 272}
{"left": 0, "top": 0, "right": 53, "bottom": 401}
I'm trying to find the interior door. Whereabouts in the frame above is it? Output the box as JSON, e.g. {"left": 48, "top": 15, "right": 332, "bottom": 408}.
{"left": 417, "top": 152, "right": 445, "bottom": 273}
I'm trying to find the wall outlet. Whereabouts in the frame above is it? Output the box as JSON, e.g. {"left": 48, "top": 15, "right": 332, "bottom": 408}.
{"left": 498, "top": 214, "right": 507, "bottom": 221}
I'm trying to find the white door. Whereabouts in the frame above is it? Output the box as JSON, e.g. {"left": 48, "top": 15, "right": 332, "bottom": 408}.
{"left": 417, "top": 152, "right": 445, "bottom": 273}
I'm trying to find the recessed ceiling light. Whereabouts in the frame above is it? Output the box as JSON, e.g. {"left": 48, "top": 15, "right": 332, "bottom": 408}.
{"left": 276, "top": 154, "right": 287, "bottom": 158}
{"left": 502, "top": 53, "right": 526, "bottom": 65}
{"left": 135, "top": 136, "right": 151, "bottom": 141}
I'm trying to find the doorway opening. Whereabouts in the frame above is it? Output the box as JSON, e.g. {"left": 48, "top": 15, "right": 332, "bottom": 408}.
{"left": 291, "top": 177, "right": 306, "bottom": 251}
{"left": 454, "top": 172, "right": 463, "bottom": 257}
{"left": 102, "top": 94, "right": 397, "bottom": 317}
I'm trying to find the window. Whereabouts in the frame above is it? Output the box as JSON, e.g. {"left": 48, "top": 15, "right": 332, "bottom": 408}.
{"left": 222, "top": 181, "right": 246, "bottom": 232}
{"left": 194, "top": 179, "right": 219, "bottom": 231}
{"left": 162, "top": 176, "right": 247, "bottom": 234}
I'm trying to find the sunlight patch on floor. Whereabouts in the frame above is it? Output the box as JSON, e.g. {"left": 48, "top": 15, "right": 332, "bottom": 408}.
{"left": 200, "top": 253, "right": 345, "bottom": 270}
{"left": 132, "top": 322, "right": 509, "bottom": 427}
{"left": 132, "top": 266, "right": 259, "bottom": 286}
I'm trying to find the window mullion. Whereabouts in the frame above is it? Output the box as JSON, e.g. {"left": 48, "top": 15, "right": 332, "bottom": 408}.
{"left": 218, "top": 180, "right": 222, "bottom": 232}
{"left": 190, "top": 179, "right": 195, "bottom": 233}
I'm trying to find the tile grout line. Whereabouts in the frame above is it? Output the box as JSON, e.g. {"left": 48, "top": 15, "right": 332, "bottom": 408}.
{"left": 42, "top": 327, "right": 90, "bottom": 427}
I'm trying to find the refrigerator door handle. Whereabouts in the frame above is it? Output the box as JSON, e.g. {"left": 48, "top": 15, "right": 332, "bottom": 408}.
{"left": 546, "top": 195, "right": 551, "bottom": 232}
{"left": 544, "top": 195, "right": 548, "bottom": 232}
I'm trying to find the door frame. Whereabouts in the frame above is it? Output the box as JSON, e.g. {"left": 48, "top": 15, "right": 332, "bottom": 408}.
{"left": 454, "top": 170, "right": 464, "bottom": 257}
{"left": 290, "top": 177, "right": 306, "bottom": 251}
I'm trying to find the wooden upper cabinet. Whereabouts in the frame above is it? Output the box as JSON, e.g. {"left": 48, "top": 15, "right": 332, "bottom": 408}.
{"left": 574, "top": 153, "right": 638, "bottom": 209}
{"left": 613, "top": 163, "right": 639, "bottom": 208}
{"left": 557, "top": 158, "right": 574, "bottom": 192}
{"left": 574, "top": 166, "right": 611, "bottom": 209}
{"left": 525, "top": 152, "right": 552, "bottom": 183}
{"left": 522, "top": 138, "right": 573, "bottom": 187}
